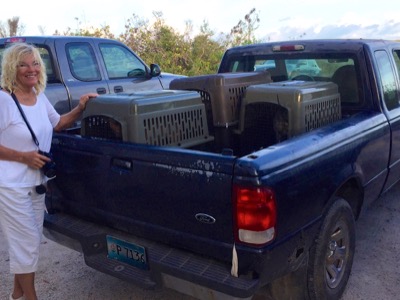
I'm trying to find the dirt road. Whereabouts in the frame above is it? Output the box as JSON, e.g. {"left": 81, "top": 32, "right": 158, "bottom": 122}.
{"left": 1, "top": 183, "right": 400, "bottom": 300}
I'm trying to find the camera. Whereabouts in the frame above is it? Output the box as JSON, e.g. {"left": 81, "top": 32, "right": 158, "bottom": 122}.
{"left": 38, "top": 150, "right": 56, "bottom": 178}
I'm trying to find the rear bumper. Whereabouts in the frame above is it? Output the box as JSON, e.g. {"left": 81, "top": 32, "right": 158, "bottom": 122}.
{"left": 43, "top": 212, "right": 259, "bottom": 299}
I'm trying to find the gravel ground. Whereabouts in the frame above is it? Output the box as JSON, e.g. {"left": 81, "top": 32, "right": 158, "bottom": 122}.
{"left": 1, "top": 182, "right": 400, "bottom": 300}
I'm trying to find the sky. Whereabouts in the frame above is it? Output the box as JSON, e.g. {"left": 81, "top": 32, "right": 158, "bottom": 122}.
{"left": 1, "top": 0, "right": 400, "bottom": 41}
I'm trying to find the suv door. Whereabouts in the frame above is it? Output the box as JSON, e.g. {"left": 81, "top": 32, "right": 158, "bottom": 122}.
{"left": 55, "top": 40, "right": 110, "bottom": 112}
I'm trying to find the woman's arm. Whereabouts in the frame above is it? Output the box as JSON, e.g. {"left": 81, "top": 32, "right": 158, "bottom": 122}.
{"left": 54, "top": 93, "right": 98, "bottom": 132}
{"left": 0, "top": 145, "right": 50, "bottom": 169}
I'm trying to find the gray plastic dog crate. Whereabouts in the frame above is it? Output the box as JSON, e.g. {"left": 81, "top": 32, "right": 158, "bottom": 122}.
{"left": 169, "top": 72, "right": 272, "bottom": 128}
{"left": 81, "top": 90, "right": 213, "bottom": 148}
{"left": 238, "top": 81, "right": 341, "bottom": 140}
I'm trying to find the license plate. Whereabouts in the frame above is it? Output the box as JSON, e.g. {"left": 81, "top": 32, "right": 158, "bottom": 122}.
{"left": 106, "top": 235, "right": 148, "bottom": 270}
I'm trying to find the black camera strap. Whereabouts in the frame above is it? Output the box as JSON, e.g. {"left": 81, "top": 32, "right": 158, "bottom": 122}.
{"left": 11, "top": 92, "right": 40, "bottom": 148}
{"left": 10, "top": 92, "right": 55, "bottom": 188}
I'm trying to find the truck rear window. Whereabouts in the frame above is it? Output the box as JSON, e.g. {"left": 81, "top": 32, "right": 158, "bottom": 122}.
{"left": 224, "top": 55, "right": 360, "bottom": 106}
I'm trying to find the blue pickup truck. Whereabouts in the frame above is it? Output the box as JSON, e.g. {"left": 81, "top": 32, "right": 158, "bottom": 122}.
{"left": 43, "top": 39, "right": 400, "bottom": 300}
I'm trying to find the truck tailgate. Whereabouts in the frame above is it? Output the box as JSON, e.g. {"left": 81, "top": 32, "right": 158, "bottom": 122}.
{"left": 48, "top": 134, "right": 237, "bottom": 260}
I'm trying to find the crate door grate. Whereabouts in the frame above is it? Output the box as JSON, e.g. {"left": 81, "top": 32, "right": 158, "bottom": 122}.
{"left": 304, "top": 96, "right": 341, "bottom": 132}
{"left": 142, "top": 108, "right": 207, "bottom": 147}
{"left": 83, "top": 115, "right": 123, "bottom": 140}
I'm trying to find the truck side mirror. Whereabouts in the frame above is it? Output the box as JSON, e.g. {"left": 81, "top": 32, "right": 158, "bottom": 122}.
{"left": 150, "top": 63, "right": 161, "bottom": 77}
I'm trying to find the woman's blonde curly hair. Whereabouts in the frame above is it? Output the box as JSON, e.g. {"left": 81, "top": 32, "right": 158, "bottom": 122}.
{"left": 1, "top": 42, "right": 47, "bottom": 95}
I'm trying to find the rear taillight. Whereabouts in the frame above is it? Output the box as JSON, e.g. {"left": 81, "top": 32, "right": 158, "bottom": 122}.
{"left": 233, "top": 185, "right": 277, "bottom": 245}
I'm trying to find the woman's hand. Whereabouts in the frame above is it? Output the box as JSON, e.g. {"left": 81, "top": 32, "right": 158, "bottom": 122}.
{"left": 21, "top": 151, "right": 51, "bottom": 169}
{"left": 78, "top": 93, "right": 98, "bottom": 112}
{"left": 55, "top": 93, "right": 98, "bottom": 132}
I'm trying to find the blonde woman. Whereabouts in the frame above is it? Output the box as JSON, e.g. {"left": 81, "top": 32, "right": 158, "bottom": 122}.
{"left": 0, "top": 42, "right": 97, "bottom": 300}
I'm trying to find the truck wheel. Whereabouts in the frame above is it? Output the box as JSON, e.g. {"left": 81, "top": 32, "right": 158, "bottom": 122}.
{"left": 307, "top": 198, "right": 355, "bottom": 300}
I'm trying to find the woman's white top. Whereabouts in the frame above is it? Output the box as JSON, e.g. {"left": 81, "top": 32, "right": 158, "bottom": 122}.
{"left": 0, "top": 90, "right": 60, "bottom": 187}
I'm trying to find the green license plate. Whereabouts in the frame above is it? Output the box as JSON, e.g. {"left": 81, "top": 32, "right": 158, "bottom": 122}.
{"left": 106, "top": 235, "right": 148, "bottom": 270}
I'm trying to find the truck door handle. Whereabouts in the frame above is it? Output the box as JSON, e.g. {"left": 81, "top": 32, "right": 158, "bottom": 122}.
{"left": 96, "top": 87, "right": 107, "bottom": 94}
{"left": 114, "top": 86, "right": 123, "bottom": 93}
{"left": 112, "top": 158, "right": 132, "bottom": 170}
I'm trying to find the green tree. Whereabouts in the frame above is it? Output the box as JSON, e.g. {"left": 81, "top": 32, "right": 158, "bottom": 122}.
{"left": 118, "top": 13, "right": 150, "bottom": 55}
{"left": 119, "top": 13, "right": 224, "bottom": 75}
{"left": 189, "top": 21, "right": 225, "bottom": 75}
{"left": 119, "top": 12, "right": 191, "bottom": 75}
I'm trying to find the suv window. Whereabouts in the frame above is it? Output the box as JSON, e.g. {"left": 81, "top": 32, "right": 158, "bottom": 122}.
{"left": 66, "top": 42, "right": 101, "bottom": 82}
{"left": 38, "top": 47, "right": 57, "bottom": 83}
{"left": 99, "top": 43, "right": 146, "bottom": 79}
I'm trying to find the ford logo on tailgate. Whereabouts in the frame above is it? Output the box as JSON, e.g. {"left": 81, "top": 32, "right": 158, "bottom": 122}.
{"left": 195, "top": 213, "right": 216, "bottom": 224}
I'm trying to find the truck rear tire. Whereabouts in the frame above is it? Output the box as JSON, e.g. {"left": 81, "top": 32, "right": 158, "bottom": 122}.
{"left": 306, "top": 198, "right": 355, "bottom": 300}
